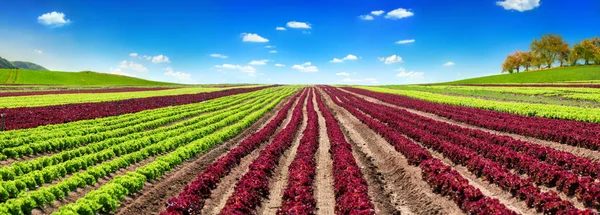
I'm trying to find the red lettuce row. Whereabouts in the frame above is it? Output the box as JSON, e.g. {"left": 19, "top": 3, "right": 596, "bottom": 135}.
{"left": 0, "top": 87, "right": 172, "bottom": 97}
{"left": 217, "top": 88, "right": 308, "bottom": 214}
{"left": 314, "top": 90, "right": 375, "bottom": 215}
{"left": 277, "top": 88, "right": 319, "bottom": 215}
{"left": 1, "top": 85, "right": 274, "bottom": 130}
{"left": 325, "top": 87, "right": 596, "bottom": 214}
{"left": 318, "top": 86, "right": 517, "bottom": 215}
{"left": 161, "top": 89, "right": 304, "bottom": 215}
{"left": 344, "top": 87, "right": 600, "bottom": 150}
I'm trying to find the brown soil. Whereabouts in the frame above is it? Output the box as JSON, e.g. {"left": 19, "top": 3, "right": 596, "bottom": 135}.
{"left": 258, "top": 94, "right": 308, "bottom": 215}
{"left": 200, "top": 94, "right": 303, "bottom": 215}
{"left": 320, "top": 88, "right": 463, "bottom": 215}
{"left": 313, "top": 94, "right": 336, "bottom": 215}
{"left": 115, "top": 95, "right": 292, "bottom": 215}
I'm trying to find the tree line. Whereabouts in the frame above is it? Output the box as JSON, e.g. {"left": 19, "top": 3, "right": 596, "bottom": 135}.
{"left": 502, "top": 34, "right": 600, "bottom": 73}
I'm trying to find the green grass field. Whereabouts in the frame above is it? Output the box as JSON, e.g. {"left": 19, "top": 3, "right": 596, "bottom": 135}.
{"left": 443, "top": 66, "right": 600, "bottom": 84}
{"left": 0, "top": 69, "right": 176, "bottom": 86}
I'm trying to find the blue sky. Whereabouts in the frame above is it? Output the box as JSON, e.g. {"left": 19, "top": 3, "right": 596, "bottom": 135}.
{"left": 0, "top": 0, "right": 598, "bottom": 84}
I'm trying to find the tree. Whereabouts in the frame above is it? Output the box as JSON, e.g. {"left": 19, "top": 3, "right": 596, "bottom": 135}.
{"left": 573, "top": 39, "right": 598, "bottom": 65}
{"left": 558, "top": 43, "right": 570, "bottom": 67}
{"left": 569, "top": 46, "right": 581, "bottom": 66}
{"left": 521, "top": 51, "right": 533, "bottom": 71}
{"left": 501, "top": 51, "right": 523, "bottom": 73}
{"left": 531, "top": 53, "right": 543, "bottom": 70}
{"left": 530, "top": 34, "right": 569, "bottom": 69}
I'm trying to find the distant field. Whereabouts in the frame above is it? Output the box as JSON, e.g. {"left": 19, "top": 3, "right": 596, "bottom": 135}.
{"left": 444, "top": 66, "right": 600, "bottom": 84}
{"left": 0, "top": 69, "right": 176, "bottom": 86}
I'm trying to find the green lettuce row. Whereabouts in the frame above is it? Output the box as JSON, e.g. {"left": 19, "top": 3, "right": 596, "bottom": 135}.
{"left": 0, "top": 87, "right": 274, "bottom": 141}
{"left": 52, "top": 88, "right": 293, "bottom": 215}
{"left": 0, "top": 90, "right": 280, "bottom": 184}
{"left": 0, "top": 88, "right": 296, "bottom": 214}
{"left": 359, "top": 86, "right": 600, "bottom": 123}
{"left": 0, "top": 89, "right": 277, "bottom": 158}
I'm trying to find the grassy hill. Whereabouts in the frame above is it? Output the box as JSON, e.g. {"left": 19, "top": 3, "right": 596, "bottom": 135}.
{"left": 10, "top": 61, "right": 48, "bottom": 71}
{"left": 0, "top": 69, "right": 176, "bottom": 86}
{"left": 0, "top": 57, "right": 15, "bottom": 69}
{"left": 444, "top": 66, "right": 600, "bottom": 84}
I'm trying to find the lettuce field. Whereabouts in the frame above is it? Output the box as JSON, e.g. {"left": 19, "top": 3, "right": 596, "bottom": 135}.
{"left": 1, "top": 84, "right": 600, "bottom": 215}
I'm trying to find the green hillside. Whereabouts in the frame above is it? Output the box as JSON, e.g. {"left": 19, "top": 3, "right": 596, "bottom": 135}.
{"left": 444, "top": 66, "right": 600, "bottom": 84}
{"left": 0, "top": 57, "right": 15, "bottom": 69}
{"left": 10, "top": 61, "right": 48, "bottom": 71}
{"left": 0, "top": 69, "right": 176, "bottom": 86}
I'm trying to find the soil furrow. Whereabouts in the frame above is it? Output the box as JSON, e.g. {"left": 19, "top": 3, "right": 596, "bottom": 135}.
{"left": 313, "top": 93, "right": 336, "bottom": 215}
{"left": 115, "top": 95, "right": 293, "bottom": 215}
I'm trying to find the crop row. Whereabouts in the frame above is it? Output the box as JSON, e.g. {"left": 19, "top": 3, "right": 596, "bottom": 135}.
{"left": 459, "top": 84, "right": 600, "bottom": 88}
{"left": 0, "top": 93, "right": 279, "bottom": 203}
{"left": 348, "top": 87, "right": 600, "bottom": 150}
{"left": 0, "top": 91, "right": 287, "bottom": 213}
{"left": 218, "top": 89, "right": 307, "bottom": 214}
{"left": 0, "top": 87, "right": 172, "bottom": 98}
{"left": 0, "top": 85, "right": 272, "bottom": 130}
{"left": 161, "top": 89, "right": 303, "bottom": 214}
{"left": 277, "top": 88, "right": 319, "bottom": 214}
{"left": 325, "top": 87, "right": 593, "bottom": 214}
{"left": 0, "top": 86, "right": 248, "bottom": 108}
{"left": 0, "top": 87, "right": 269, "bottom": 141}
{"left": 355, "top": 86, "right": 600, "bottom": 123}
{"left": 0, "top": 89, "right": 280, "bottom": 181}
{"left": 320, "top": 86, "right": 519, "bottom": 214}
{"left": 314, "top": 90, "right": 375, "bottom": 215}
{"left": 30, "top": 88, "right": 298, "bottom": 215}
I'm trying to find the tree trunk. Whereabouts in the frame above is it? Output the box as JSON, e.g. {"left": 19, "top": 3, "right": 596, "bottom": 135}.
{"left": 516, "top": 67, "right": 520, "bottom": 73}
{"left": 585, "top": 60, "right": 589, "bottom": 65}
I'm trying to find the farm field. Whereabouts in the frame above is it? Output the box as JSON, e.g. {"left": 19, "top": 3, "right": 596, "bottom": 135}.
{"left": 3, "top": 82, "right": 600, "bottom": 215}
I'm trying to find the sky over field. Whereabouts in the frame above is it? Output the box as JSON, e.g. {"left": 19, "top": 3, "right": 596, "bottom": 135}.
{"left": 0, "top": 0, "right": 598, "bottom": 84}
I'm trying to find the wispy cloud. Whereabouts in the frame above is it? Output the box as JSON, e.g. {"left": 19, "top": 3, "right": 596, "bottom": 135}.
{"left": 292, "top": 62, "right": 318, "bottom": 72}
{"left": 359, "top": 15, "right": 374, "bottom": 20}
{"left": 215, "top": 64, "right": 256, "bottom": 75}
{"left": 249, "top": 59, "right": 269, "bottom": 65}
{"left": 335, "top": 72, "right": 350, "bottom": 76}
{"left": 129, "top": 53, "right": 138, "bottom": 57}
{"left": 164, "top": 67, "right": 191, "bottom": 81}
{"left": 276, "top": 26, "right": 286, "bottom": 31}
{"left": 269, "top": 50, "right": 278, "bottom": 54}
{"left": 151, "top": 55, "right": 170, "bottom": 63}
{"left": 286, "top": 21, "right": 311, "bottom": 29}
{"left": 396, "top": 39, "right": 415, "bottom": 44}
{"left": 275, "top": 63, "right": 285, "bottom": 67}
{"left": 34, "top": 49, "right": 43, "bottom": 54}
{"left": 378, "top": 55, "right": 403, "bottom": 64}
{"left": 396, "top": 67, "right": 424, "bottom": 79}
{"left": 330, "top": 54, "right": 359, "bottom": 63}
{"left": 117, "top": 60, "right": 148, "bottom": 73}
{"left": 371, "top": 10, "right": 385, "bottom": 16}
{"left": 443, "top": 61, "right": 455, "bottom": 67}
{"left": 210, "top": 53, "right": 228, "bottom": 59}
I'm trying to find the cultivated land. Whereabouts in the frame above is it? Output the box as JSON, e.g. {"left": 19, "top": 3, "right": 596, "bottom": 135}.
{"left": 4, "top": 68, "right": 600, "bottom": 215}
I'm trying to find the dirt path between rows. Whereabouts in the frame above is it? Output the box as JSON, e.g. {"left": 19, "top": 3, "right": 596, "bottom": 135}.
{"left": 258, "top": 94, "right": 309, "bottom": 215}
{"left": 200, "top": 94, "right": 303, "bottom": 215}
{"left": 339, "top": 88, "right": 600, "bottom": 163}
{"left": 313, "top": 93, "right": 336, "bottom": 215}
{"left": 116, "top": 95, "right": 293, "bottom": 215}
{"left": 320, "top": 88, "right": 462, "bottom": 215}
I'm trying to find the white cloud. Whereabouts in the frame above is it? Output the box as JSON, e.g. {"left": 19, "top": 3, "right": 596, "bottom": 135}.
{"left": 292, "top": 62, "right": 318, "bottom": 72}
{"left": 210, "top": 53, "right": 228, "bottom": 59}
{"left": 276, "top": 26, "right": 286, "bottom": 31}
{"left": 142, "top": 55, "right": 152, "bottom": 60}
{"left": 275, "top": 64, "right": 285, "bottom": 67}
{"left": 496, "top": 0, "right": 540, "bottom": 12}
{"left": 215, "top": 64, "right": 256, "bottom": 75}
{"left": 151, "top": 55, "right": 170, "bottom": 63}
{"left": 336, "top": 72, "right": 350, "bottom": 76}
{"left": 34, "top": 49, "right": 43, "bottom": 54}
{"left": 342, "top": 78, "right": 378, "bottom": 84}
{"left": 385, "top": 8, "right": 414, "bottom": 19}
{"left": 359, "top": 15, "right": 374, "bottom": 20}
{"left": 164, "top": 67, "right": 191, "bottom": 81}
{"left": 330, "top": 54, "right": 359, "bottom": 63}
{"left": 330, "top": 58, "right": 344, "bottom": 63}
{"left": 265, "top": 45, "right": 276, "bottom": 49}
{"left": 249, "top": 59, "right": 269, "bottom": 65}
{"left": 37, "top": 11, "right": 71, "bottom": 27}
{"left": 287, "top": 21, "right": 311, "bottom": 29}
{"left": 371, "top": 10, "right": 385, "bottom": 16}
{"left": 378, "top": 55, "right": 403, "bottom": 64}
{"left": 269, "top": 50, "right": 278, "bottom": 53}
{"left": 119, "top": 60, "right": 148, "bottom": 72}
{"left": 396, "top": 39, "right": 415, "bottom": 44}
{"left": 396, "top": 68, "right": 424, "bottom": 79}
{"left": 129, "top": 53, "right": 138, "bottom": 57}
{"left": 343, "top": 54, "right": 358, "bottom": 60}
{"left": 242, "top": 33, "right": 269, "bottom": 43}
{"left": 110, "top": 68, "right": 137, "bottom": 78}
{"left": 443, "top": 61, "right": 455, "bottom": 67}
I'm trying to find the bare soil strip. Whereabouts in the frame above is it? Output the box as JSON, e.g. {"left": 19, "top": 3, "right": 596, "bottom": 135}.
{"left": 321, "top": 89, "right": 463, "bottom": 215}
{"left": 313, "top": 94, "right": 336, "bottom": 215}
{"left": 200, "top": 95, "right": 303, "bottom": 215}
{"left": 115, "top": 95, "right": 293, "bottom": 215}
{"left": 339, "top": 88, "right": 600, "bottom": 163}
{"left": 258, "top": 94, "right": 309, "bottom": 215}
